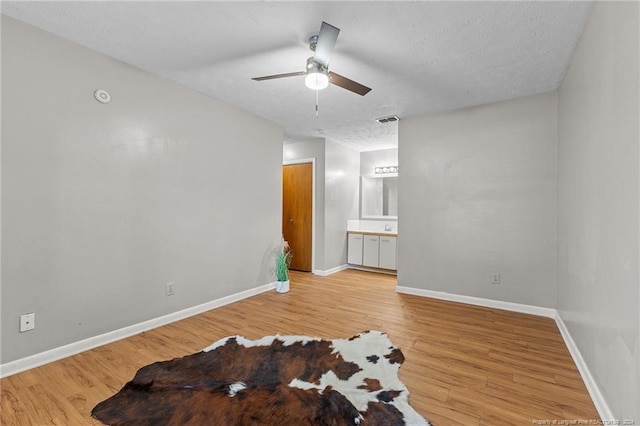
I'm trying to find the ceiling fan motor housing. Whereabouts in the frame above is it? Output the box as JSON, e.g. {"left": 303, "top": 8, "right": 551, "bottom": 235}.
{"left": 306, "top": 56, "right": 326, "bottom": 73}
{"left": 309, "top": 34, "right": 319, "bottom": 52}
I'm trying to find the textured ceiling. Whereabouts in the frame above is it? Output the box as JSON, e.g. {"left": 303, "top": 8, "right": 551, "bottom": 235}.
{"left": 1, "top": 1, "right": 592, "bottom": 152}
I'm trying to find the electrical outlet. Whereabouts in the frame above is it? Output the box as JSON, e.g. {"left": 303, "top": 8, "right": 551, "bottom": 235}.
{"left": 20, "top": 312, "right": 35, "bottom": 332}
{"left": 166, "top": 282, "right": 176, "bottom": 296}
{"left": 491, "top": 273, "right": 501, "bottom": 285}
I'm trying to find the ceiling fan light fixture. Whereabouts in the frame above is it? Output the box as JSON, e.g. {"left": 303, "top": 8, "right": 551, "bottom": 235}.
{"left": 305, "top": 71, "right": 329, "bottom": 90}
{"left": 305, "top": 58, "right": 329, "bottom": 90}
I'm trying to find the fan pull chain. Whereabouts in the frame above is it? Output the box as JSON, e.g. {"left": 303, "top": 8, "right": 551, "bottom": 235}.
{"left": 315, "top": 89, "right": 319, "bottom": 118}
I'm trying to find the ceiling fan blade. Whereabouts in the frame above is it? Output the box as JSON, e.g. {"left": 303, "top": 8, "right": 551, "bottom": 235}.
{"left": 313, "top": 22, "right": 340, "bottom": 68}
{"left": 328, "top": 72, "right": 372, "bottom": 96}
{"left": 252, "top": 71, "right": 305, "bottom": 81}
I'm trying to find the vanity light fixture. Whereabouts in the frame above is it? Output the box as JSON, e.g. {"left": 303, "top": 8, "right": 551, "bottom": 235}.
{"left": 375, "top": 166, "right": 398, "bottom": 175}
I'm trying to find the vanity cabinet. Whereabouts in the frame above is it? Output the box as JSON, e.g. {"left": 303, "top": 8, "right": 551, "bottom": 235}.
{"left": 347, "top": 233, "right": 363, "bottom": 265}
{"left": 347, "top": 232, "right": 397, "bottom": 271}
{"left": 378, "top": 236, "right": 397, "bottom": 270}
{"left": 363, "top": 235, "right": 380, "bottom": 267}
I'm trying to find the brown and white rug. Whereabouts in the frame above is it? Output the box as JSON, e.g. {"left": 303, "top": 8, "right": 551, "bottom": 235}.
{"left": 92, "top": 330, "right": 430, "bottom": 425}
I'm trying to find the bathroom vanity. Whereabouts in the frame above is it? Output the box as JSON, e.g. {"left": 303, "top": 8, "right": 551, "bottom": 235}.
{"left": 347, "top": 220, "right": 397, "bottom": 274}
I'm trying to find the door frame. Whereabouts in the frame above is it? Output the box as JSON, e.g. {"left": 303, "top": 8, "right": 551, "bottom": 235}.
{"left": 283, "top": 158, "right": 315, "bottom": 273}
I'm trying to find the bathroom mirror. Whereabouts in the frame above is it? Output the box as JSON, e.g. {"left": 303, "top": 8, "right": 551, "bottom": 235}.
{"left": 360, "top": 175, "right": 398, "bottom": 219}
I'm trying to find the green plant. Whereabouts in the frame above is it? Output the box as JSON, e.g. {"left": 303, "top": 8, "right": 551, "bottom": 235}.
{"left": 276, "top": 249, "right": 292, "bottom": 282}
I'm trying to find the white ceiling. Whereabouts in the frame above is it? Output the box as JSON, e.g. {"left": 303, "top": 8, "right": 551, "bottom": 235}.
{"left": 2, "top": 1, "right": 592, "bottom": 152}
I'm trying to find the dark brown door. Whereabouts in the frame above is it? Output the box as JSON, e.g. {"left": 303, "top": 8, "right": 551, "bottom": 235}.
{"left": 282, "top": 163, "right": 312, "bottom": 272}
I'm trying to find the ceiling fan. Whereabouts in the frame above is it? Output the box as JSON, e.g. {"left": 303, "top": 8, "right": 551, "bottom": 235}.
{"left": 252, "top": 22, "right": 372, "bottom": 96}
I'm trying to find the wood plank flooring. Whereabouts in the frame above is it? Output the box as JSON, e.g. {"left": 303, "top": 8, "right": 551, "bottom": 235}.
{"left": 0, "top": 269, "right": 599, "bottom": 425}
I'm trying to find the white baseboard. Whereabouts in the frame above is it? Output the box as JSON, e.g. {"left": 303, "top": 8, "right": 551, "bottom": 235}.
{"left": 395, "top": 286, "right": 556, "bottom": 318}
{"left": 313, "top": 264, "right": 348, "bottom": 276}
{"left": 0, "top": 282, "right": 276, "bottom": 378}
{"left": 395, "top": 285, "right": 613, "bottom": 421}
{"left": 1, "top": 280, "right": 615, "bottom": 423}
{"left": 553, "top": 312, "right": 615, "bottom": 421}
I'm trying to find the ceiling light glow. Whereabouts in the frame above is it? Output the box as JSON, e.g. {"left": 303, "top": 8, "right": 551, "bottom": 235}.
{"left": 305, "top": 58, "right": 329, "bottom": 90}
{"left": 305, "top": 71, "right": 329, "bottom": 90}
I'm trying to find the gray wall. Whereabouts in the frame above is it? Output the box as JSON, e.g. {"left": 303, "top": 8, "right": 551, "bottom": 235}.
{"left": 557, "top": 2, "right": 639, "bottom": 421}
{"left": 1, "top": 17, "right": 283, "bottom": 363}
{"left": 324, "top": 140, "right": 360, "bottom": 270}
{"left": 398, "top": 92, "right": 558, "bottom": 308}
{"left": 283, "top": 139, "right": 325, "bottom": 271}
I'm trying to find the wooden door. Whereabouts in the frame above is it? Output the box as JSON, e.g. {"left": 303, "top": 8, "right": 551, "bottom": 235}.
{"left": 282, "top": 163, "right": 312, "bottom": 272}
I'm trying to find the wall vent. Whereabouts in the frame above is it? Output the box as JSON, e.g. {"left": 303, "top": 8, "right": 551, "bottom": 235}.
{"left": 375, "top": 115, "right": 400, "bottom": 124}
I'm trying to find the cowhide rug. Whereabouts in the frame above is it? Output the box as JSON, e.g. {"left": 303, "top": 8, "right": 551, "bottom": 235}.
{"left": 92, "top": 330, "right": 430, "bottom": 425}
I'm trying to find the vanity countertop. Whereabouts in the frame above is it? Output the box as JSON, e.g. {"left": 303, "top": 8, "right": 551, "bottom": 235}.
{"left": 347, "top": 230, "right": 398, "bottom": 237}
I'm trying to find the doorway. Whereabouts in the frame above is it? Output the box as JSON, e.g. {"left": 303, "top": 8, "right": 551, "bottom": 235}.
{"left": 282, "top": 162, "right": 313, "bottom": 272}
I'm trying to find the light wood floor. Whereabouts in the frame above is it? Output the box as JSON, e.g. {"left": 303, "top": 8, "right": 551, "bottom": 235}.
{"left": 1, "top": 269, "right": 599, "bottom": 425}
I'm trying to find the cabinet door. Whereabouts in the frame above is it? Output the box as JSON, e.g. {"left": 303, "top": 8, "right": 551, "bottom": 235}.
{"left": 379, "top": 236, "right": 397, "bottom": 270}
{"left": 347, "top": 233, "right": 363, "bottom": 265}
{"left": 363, "top": 235, "right": 380, "bottom": 268}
